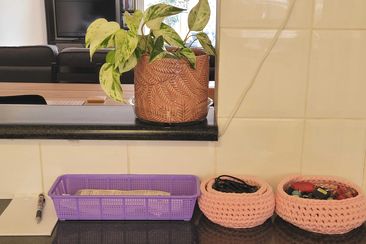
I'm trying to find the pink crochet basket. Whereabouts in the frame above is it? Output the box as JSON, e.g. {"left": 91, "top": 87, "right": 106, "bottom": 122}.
{"left": 276, "top": 175, "right": 366, "bottom": 235}
{"left": 198, "top": 176, "right": 275, "bottom": 228}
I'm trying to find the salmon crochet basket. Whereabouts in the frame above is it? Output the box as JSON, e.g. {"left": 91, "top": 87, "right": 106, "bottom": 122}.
{"left": 276, "top": 175, "right": 366, "bottom": 235}
{"left": 198, "top": 176, "right": 275, "bottom": 228}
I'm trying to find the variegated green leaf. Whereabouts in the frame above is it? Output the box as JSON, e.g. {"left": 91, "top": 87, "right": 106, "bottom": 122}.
{"left": 135, "top": 46, "right": 143, "bottom": 59}
{"left": 147, "top": 34, "right": 155, "bottom": 53}
{"left": 149, "top": 36, "right": 165, "bottom": 63}
{"left": 99, "top": 63, "right": 123, "bottom": 102}
{"left": 118, "top": 53, "right": 137, "bottom": 73}
{"left": 144, "top": 4, "right": 185, "bottom": 29}
{"left": 100, "top": 35, "right": 115, "bottom": 48}
{"left": 196, "top": 32, "right": 215, "bottom": 55}
{"left": 99, "top": 35, "right": 110, "bottom": 48}
{"left": 145, "top": 17, "right": 164, "bottom": 30}
{"left": 153, "top": 23, "right": 184, "bottom": 47}
{"left": 88, "top": 21, "right": 120, "bottom": 60}
{"left": 137, "top": 35, "right": 146, "bottom": 50}
{"left": 106, "top": 35, "right": 116, "bottom": 47}
{"left": 188, "top": 0, "right": 210, "bottom": 31}
{"left": 179, "top": 48, "right": 196, "bottom": 68}
{"left": 144, "top": 4, "right": 185, "bottom": 21}
{"left": 150, "top": 52, "right": 166, "bottom": 63}
{"left": 114, "top": 29, "right": 138, "bottom": 69}
{"left": 124, "top": 10, "right": 143, "bottom": 33}
{"left": 106, "top": 50, "right": 115, "bottom": 64}
{"left": 165, "top": 52, "right": 180, "bottom": 59}
{"left": 137, "top": 34, "right": 154, "bottom": 54}
{"left": 85, "top": 18, "right": 107, "bottom": 48}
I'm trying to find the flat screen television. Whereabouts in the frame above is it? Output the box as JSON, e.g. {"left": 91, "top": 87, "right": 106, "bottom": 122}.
{"left": 53, "top": 0, "right": 121, "bottom": 40}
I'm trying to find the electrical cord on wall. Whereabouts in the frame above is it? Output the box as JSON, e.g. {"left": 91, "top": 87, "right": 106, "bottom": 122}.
{"left": 219, "top": 0, "right": 297, "bottom": 137}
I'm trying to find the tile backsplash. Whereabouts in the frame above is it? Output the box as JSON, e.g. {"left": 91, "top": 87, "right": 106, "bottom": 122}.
{"left": 307, "top": 30, "right": 366, "bottom": 118}
{"left": 313, "top": 0, "right": 366, "bottom": 29}
{"left": 220, "top": 0, "right": 312, "bottom": 29}
{"left": 217, "top": 0, "right": 366, "bottom": 189}
{"left": 1, "top": 0, "right": 366, "bottom": 196}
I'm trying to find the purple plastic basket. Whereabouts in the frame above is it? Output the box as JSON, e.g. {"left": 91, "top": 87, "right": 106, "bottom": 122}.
{"left": 48, "top": 174, "right": 200, "bottom": 221}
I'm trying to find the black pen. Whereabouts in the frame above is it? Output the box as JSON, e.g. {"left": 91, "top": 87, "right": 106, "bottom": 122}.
{"left": 36, "top": 193, "right": 45, "bottom": 224}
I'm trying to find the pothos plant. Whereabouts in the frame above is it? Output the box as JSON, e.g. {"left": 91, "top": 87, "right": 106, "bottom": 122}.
{"left": 85, "top": 0, "right": 215, "bottom": 102}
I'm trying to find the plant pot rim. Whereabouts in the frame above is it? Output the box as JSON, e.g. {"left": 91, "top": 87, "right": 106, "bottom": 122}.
{"left": 140, "top": 47, "right": 209, "bottom": 59}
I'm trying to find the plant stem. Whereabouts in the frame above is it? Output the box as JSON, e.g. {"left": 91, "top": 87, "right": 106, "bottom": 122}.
{"left": 140, "top": 22, "right": 145, "bottom": 36}
{"left": 188, "top": 38, "right": 198, "bottom": 48}
{"left": 183, "top": 31, "right": 191, "bottom": 43}
{"left": 140, "top": 23, "right": 147, "bottom": 53}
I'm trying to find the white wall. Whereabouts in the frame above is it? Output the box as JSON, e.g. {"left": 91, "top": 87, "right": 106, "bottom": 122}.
{"left": 1, "top": 0, "right": 366, "bottom": 197}
{"left": 0, "top": 0, "right": 47, "bottom": 46}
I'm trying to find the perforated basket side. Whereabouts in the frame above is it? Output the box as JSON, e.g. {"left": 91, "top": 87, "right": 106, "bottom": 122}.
{"left": 48, "top": 174, "right": 200, "bottom": 221}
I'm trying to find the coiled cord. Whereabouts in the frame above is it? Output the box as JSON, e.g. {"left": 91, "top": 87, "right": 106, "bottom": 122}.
{"left": 212, "top": 175, "right": 258, "bottom": 193}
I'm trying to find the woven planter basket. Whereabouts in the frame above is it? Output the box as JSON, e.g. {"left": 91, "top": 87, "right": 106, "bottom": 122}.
{"left": 134, "top": 49, "right": 209, "bottom": 124}
{"left": 276, "top": 175, "right": 366, "bottom": 235}
{"left": 198, "top": 176, "right": 275, "bottom": 228}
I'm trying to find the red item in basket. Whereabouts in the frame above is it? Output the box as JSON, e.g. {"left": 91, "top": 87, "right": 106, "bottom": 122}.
{"left": 336, "top": 194, "right": 346, "bottom": 200}
{"left": 291, "top": 181, "right": 315, "bottom": 193}
{"left": 336, "top": 185, "right": 358, "bottom": 200}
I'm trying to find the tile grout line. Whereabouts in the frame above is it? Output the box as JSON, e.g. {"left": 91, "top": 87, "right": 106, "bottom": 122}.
{"left": 221, "top": 26, "right": 310, "bottom": 30}
{"left": 38, "top": 142, "right": 45, "bottom": 194}
{"left": 221, "top": 26, "right": 366, "bottom": 31}
{"left": 299, "top": 0, "right": 316, "bottom": 175}
{"left": 214, "top": 0, "right": 221, "bottom": 119}
{"left": 302, "top": 0, "right": 316, "bottom": 120}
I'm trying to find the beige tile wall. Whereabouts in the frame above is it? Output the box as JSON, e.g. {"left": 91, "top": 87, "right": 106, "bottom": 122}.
{"left": 1, "top": 0, "right": 366, "bottom": 196}
{"left": 217, "top": 0, "right": 366, "bottom": 188}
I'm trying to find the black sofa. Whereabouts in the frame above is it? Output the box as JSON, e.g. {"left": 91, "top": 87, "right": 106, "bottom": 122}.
{"left": 58, "top": 47, "right": 134, "bottom": 84}
{"left": 0, "top": 45, "right": 215, "bottom": 84}
{"left": 0, "top": 45, "right": 58, "bottom": 82}
{"left": 57, "top": 47, "right": 110, "bottom": 83}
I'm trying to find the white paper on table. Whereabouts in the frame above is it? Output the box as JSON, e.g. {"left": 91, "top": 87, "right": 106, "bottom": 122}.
{"left": 0, "top": 196, "right": 57, "bottom": 236}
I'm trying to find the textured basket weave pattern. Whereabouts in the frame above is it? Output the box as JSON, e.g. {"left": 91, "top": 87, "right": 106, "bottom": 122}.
{"left": 198, "top": 176, "right": 275, "bottom": 228}
{"left": 275, "top": 175, "right": 366, "bottom": 234}
{"left": 49, "top": 174, "right": 199, "bottom": 221}
{"left": 134, "top": 51, "right": 209, "bottom": 123}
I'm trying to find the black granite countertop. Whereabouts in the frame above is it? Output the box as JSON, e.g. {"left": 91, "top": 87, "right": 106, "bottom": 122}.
{"left": 1, "top": 199, "right": 366, "bottom": 244}
{"left": 0, "top": 106, "right": 218, "bottom": 141}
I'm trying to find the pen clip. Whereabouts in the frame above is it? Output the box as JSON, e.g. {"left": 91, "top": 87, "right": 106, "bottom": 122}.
{"left": 36, "top": 193, "right": 46, "bottom": 223}
{"left": 38, "top": 194, "right": 45, "bottom": 204}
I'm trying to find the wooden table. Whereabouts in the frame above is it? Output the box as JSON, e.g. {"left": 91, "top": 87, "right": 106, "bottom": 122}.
{"left": 0, "top": 82, "right": 132, "bottom": 105}
{"left": 0, "top": 82, "right": 214, "bottom": 106}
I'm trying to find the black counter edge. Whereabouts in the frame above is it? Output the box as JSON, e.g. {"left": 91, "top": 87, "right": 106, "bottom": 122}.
{"left": 0, "top": 125, "right": 219, "bottom": 141}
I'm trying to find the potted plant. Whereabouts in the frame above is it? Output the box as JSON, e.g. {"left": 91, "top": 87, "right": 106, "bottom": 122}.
{"left": 86, "top": 0, "right": 215, "bottom": 123}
